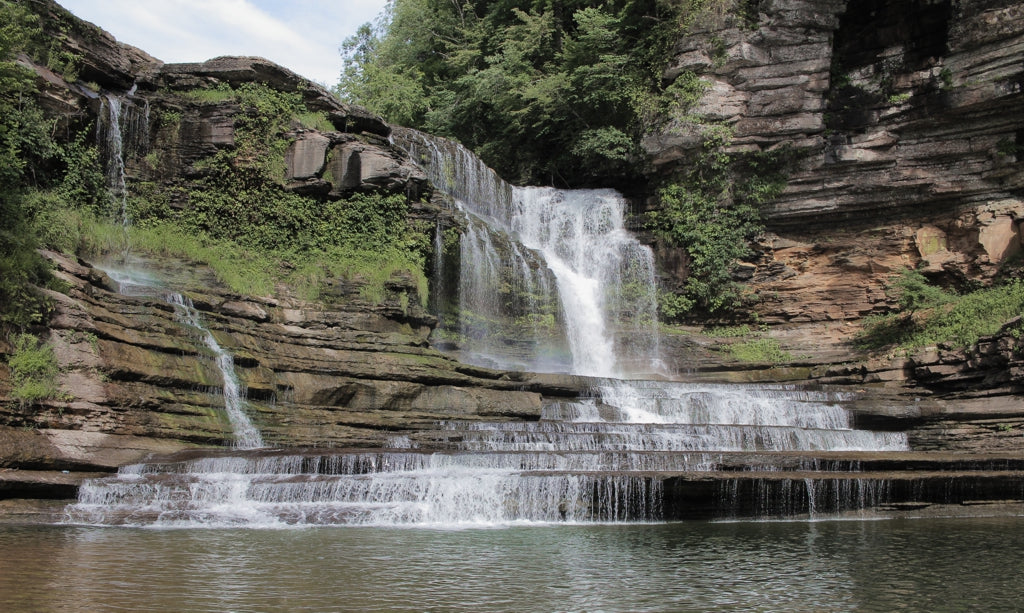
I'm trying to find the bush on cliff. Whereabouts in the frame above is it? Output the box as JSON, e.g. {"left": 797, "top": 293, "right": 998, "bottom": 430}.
{"left": 6, "top": 333, "right": 62, "bottom": 406}
{"left": 6, "top": 71, "right": 432, "bottom": 308}
{"left": 858, "top": 270, "right": 1024, "bottom": 351}
{"left": 645, "top": 134, "right": 788, "bottom": 318}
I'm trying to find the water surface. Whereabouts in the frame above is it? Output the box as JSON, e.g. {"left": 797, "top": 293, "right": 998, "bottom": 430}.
{"left": 2, "top": 517, "right": 1022, "bottom": 612}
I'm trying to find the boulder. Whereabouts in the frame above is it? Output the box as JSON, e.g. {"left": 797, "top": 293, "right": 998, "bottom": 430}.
{"left": 327, "top": 140, "right": 427, "bottom": 195}
{"left": 285, "top": 132, "right": 330, "bottom": 180}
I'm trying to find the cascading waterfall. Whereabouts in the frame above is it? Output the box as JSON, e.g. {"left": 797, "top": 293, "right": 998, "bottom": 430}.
{"left": 393, "top": 127, "right": 661, "bottom": 377}
{"left": 513, "top": 188, "right": 662, "bottom": 377}
{"left": 68, "top": 128, "right": 909, "bottom": 528}
{"left": 66, "top": 381, "right": 906, "bottom": 527}
{"left": 95, "top": 89, "right": 261, "bottom": 448}
{"left": 102, "top": 265, "right": 263, "bottom": 450}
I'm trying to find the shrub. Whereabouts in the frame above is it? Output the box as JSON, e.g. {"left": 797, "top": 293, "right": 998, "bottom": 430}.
{"left": 7, "top": 333, "right": 61, "bottom": 405}
{"left": 647, "top": 182, "right": 761, "bottom": 315}
{"left": 887, "top": 268, "right": 954, "bottom": 313}
{"left": 727, "top": 337, "right": 791, "bottom": 363}
{"left": 859, "top": 275, "right": 1024, "bottom": 351}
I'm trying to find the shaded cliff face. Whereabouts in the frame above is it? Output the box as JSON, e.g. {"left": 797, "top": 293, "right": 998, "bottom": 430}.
{"left": 646, "top": 0, "right": 1024, "bottom": 323}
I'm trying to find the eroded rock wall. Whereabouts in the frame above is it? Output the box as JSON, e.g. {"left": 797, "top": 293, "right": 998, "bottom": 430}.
{"left": 0, "top": 250, "right": 562, "bottom": 471}
{"left": 2, "top": 0, "right": 1022, "bottom": 480}
{"left": 646, "top": 0, "right": 1024, "bottom": 324}
{"left": 0, "top": 3, "right": 562, "bottom": 472}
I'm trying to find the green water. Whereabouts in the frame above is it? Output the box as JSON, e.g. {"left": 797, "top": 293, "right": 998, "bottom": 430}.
{"left": 1, "top": 517, "right": 1022, "bottom": 612}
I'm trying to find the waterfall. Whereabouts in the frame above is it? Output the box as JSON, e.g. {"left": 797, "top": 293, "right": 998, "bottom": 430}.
{"left": 98, "top": 94, "right": 127, "bottom": 224}
{"left": 513, "top": 188, "right": 661, "bottom": 377}
{"left": 103, "top": 266, "right": 263, "bottom": 449}
{"left": 393, "top": 128, "right": 661, "bottom": 378}
{"left": 97, "top": 90, "right": 149, "bottom": 226}
{"left": 94, "top": 92, "right": 259, "bottom": 448}
{"left": 166, "top": 294, "right": 264, "bottom": 450}
{"left": 66, "top": 381, "right": 907, "bottom": 527}
{"left": 66, "top": 129, "right": 911, "bottom": 528}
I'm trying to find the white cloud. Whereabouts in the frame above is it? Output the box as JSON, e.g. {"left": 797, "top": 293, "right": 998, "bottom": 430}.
{"left": 59, "top": 0, "right": 388, "bottom": 86}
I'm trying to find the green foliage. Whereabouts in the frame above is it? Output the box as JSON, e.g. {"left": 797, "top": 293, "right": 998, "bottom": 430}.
{"left": 660, "top": 71, "right": 709, "bottom": 120}
{"left": 125, "top": 81, "right": 432, "bottom": 305}
{"left": 338, "top": 0, "right": 688, "bottom": 185}
{"left": 6, "top": 333, "right": 61, "bottom": 405}
{"left": 996, "top": 137, "right": 1022, "bottom": 159}
{"left": 296, "top": 111, "right": 334, "bottom": 133}
{"left": 646, "top": 128, "right": 795, "bottom": 318}
{"left": 657, "top": 288, "right": 694, "bottom": 320}
{"left": 0, "top": 2, "right": 429, "bottom": 319}
{"left": 707, "top": 324, "right": 754, "bottom": 338}
{"left": 647, "top": 181, "right": 762, "bottom": 315}
{"left": 858, "top": 275, "right": 1024, "bottom": 352}
{"left": 55, "top": 130, "right": 108, "bottom": 213}
{"left": 938, "top": 67, "right": 953, "bottom": 89}
{"left": 181, "top": 168, "right": 420, "bottom": 255}
{"left": 0, "top": 219, "right": 52, "bottom": 326}
{"left": 726, "top": 337, "right": 791, "bottom": 364}
{"left": 181, "top": 84, "right": 236, "bottom": 105}
{"left": 0, "top": 1, "right": 59, "bottom": 326}
{"left": 888, "top": 268, "right": 955, "bottom": 313}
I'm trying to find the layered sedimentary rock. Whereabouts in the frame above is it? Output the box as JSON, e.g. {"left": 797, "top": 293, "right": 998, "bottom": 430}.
{"left": 0, "top": 3, "right": 559, "bottom": 474}
{"left": 646, "top": 0, "right": 1024, "bottom": 324}
{"left": 1, "top": 0, "right": 1022, "bottom": 508}
{"left": 0, "top": 250, "right": 567, "bottom": 473}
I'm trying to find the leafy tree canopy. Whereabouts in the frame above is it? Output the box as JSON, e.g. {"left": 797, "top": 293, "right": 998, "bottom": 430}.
{"left": 337, "top": 0, "right": 686, "bottom": 186}
{"left": 0, "top": 0, "right": 59, "bottom": 328}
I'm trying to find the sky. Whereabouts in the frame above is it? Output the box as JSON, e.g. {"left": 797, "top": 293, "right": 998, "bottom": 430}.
{"left": 59, "top": 0, "right": 390, "bottom": 87}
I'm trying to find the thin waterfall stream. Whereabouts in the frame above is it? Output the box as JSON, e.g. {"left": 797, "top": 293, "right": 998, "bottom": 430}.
{"left": 67, "top": 127, "right": 909, "bottom": 528}
{"left": 92, "top": 88, "right": 262, "bottom": 450}
{"left": 104, "top": 267, "right": 264, "bottom": 450}
{"left": 166, "top": 293, "right": 264, "bottom": 450}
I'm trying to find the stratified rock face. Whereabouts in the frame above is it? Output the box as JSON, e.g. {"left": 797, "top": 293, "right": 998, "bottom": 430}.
{"left": 0, "top": 251, "right": 556, "bottom": 471}
{"left": 155, "top": 56, "right": 391, "bottom": 137}
{"left": 646, "top": 0, "right": 1024, "bottom": 323}
{"left": 139, "top": 56, "right": 424, "bottom": 199}
{"left": 27, "top": 0, "right": 162, "bottom": 91}
{"left": 0, "top": 6, "right": 525, "bottom": 471}
{"left": 284, "top": 132, "right": 331, "bottom": 180}
{"left": 2, "top": 0, "right": 1021, "bottom": 486}
{"left": 649, "top": 0, "right": 843, "bottom": 161}
{"left": 650, "top": 0, "right": 1024, "bottom": 222}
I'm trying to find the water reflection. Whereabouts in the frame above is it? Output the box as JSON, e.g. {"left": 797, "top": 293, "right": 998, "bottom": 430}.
{"left": 1, "top": 518, "right": 1022, "bottom": 612}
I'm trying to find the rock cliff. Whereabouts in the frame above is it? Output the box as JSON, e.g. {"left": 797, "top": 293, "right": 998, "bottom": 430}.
{"left": 1, "top": 1, "right": 573, "bottom": 480}
{"left": 646, "top": 0, "right": 1023, "bottom": 324}
{"left": 1, "top": 0, "right": 1022, "bottom": 507}
{"left": 0, "top": 249, "right": 567, "bottom": 474}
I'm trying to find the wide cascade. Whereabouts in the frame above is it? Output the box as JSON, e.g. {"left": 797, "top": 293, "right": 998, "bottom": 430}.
{"left": 67, "top": 129, "right": 909, "bottom": 528}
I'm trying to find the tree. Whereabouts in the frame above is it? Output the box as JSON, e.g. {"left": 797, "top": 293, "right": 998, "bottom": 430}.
{"left": 336, "top": 0, "right": 684, "bottom": 186}
{"left": 0, "top": 1, "right": 57, "bottom": 327}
